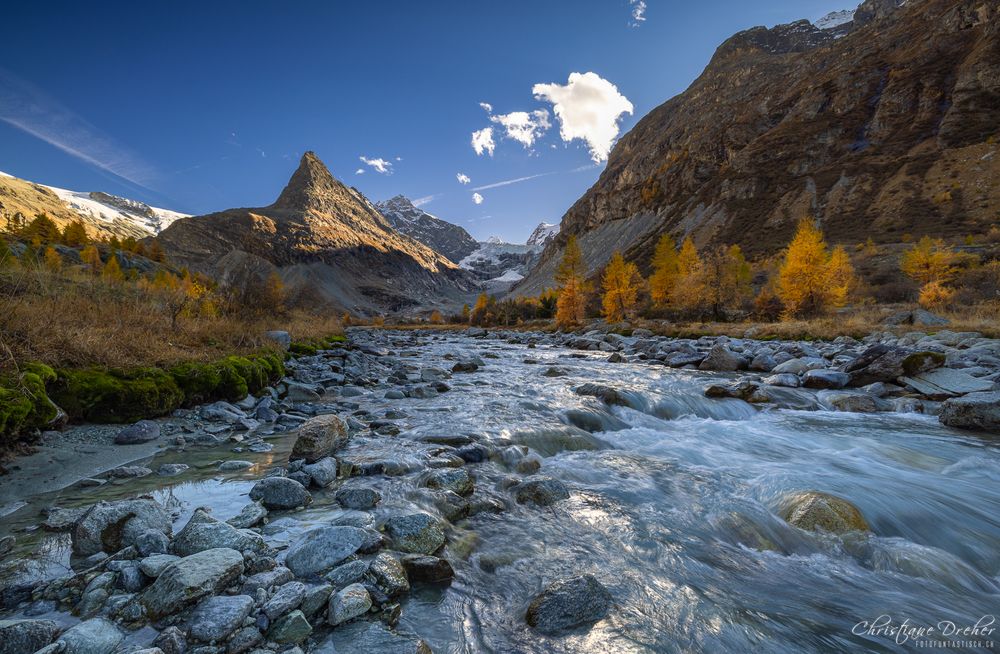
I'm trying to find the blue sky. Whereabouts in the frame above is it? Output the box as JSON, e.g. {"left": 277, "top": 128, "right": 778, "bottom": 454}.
{"left": 0, "top": 0, "right": 847, "bottom": 242}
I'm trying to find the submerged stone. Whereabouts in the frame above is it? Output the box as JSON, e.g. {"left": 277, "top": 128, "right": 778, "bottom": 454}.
{"left": 525, "top": 575, "right": 613, "bottom": 634}
{"left": 778, "top": 491, "right": 870, "bottom": 535}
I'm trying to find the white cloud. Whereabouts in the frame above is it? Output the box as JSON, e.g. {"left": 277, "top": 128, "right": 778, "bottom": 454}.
{"left": 533, "top": 72, "right": 633, "bottom": 162}
{"left": 629, "top": 0, "right": 647, "bottom": 27}
{"left": 472, "top": 192, "right": 484, "bottom": 204}
{"left": 0, "top": 68, "right": 159, "bottom": 189}
{"left": 471, "top": 127, "right": 495, "bottom": 156}
{"left": 359, "top": 156, "right": 393, "bottom": 174}
{"left": 456, "top": 173, "right": 471, "bottom": 185}
{"left": 412, "top": 195, "right": 436, "bottom": 207}
{"left": 490, "top": 109, "right": 551, "bottom": 149}
{"left": 479, "top": 102, "right": 493, "bottom": 113}
{"left": 355, "top": 168, "right": 365, "bottom": 175}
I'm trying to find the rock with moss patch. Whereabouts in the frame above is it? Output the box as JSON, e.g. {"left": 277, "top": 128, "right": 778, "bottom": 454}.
{"left": 778, "top": 491, "right": 870, "bottom": 534}
{"left": 290, "top": 414, "right": 350, "bottom": 463}
{"left": 842, "top": 345, "right": 944, "bottom": 387}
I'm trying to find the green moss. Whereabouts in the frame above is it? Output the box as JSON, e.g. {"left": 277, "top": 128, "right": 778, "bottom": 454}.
{"left": 289, "top": 342, "right": 318, "bottom": 356}
{"left": 902, "top": 351, "right": 946, "bottom": 376}
{"left": 169, "top": 361, "right": 223, "bottom": 405}
{"left": 51, "top": 367, "right": 184, "bottom": 423}
{"left": 0, "top": 364, "right": 60, "bottom": 444}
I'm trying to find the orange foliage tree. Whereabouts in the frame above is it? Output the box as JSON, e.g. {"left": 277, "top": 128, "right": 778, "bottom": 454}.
{"left": 554, "top": 235, "right": 588, "bottom": 328}
{"left": 777, "top": 219, "right": 855, "bottom": 317}
{"left": 601, "top": 251, "right": 643, "bottom": 322}
{"left": 648, "top": 233, "right": 679, "bottom": 308}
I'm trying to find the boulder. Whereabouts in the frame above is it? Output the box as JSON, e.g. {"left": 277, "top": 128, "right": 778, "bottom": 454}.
{"left": 249, "top": 477, "right": 312, "bottom": 510}
{"left": 266, "top": 609, "right": 312, "bottom": 644}
{"left": 141, "top": 548, "right": 245, "bottom": 618}
{"left": 227, "top": 502, "right": 268, "bottom": 529}
{"left": 73, "top": 498, "right": 172, "bottom": 557}
{"left": 114, "top": 419, "right": 160, "bottom": 444}
{"left": 187, "top": 594, "right": 254, "bottom": 642}
{"left": 423, "top": 468, "right": 474, "bottom": 496}
{"left": 335, "top": 486, "right": 381, "bottom": 510}
{"left": 290, "top": 414, "right": 349, "bottom": 463}
{"left": 573, "top": 383, "right": 641, "bottom": 409}
{"left": 302, "top": 457, "right": 339, "bottom": 487}
{"left": 319, "top": 622, "right": 432, "bottom": 654}
{"left": 817, "top": 391, "right": 888, "bottom": 413}
{"left": 0, "top": 619, "right": 59, "bottom": 654}
{"left": 771, "top": 357, "right": 827, "bottom": 375}
{"left": 172, "top": 508, "right": 270, "bottom": 556}
{"left": 284, "top": 526, "right": 367, "bottom": 577}
{"left": 59, "top": 618, "right": 123, "bottom": 654}
{"left": 401, "top": 554, "right": 454, "bottom": 584}
{"left": 139, "top": 554, "right": 180, "bottom": 577}
{"left": 511, "top": 477, "right": 570, "bottom": 506}
{"left": 262, "top": 581, "right": 306, "bottom": 620}
{"left": 698, "top": 344, "right": 744, "bottom": 371}
{"left": 901, "top": 369, "right": 994, "bottom": 398}
{"left": 842, "top": 345, "right": 944, "bottom": 387}
{"left": 939, "top": 391, "right": 1000, "bottom": 433}
{"left": 525, "top": 575, "right": 613, "bottom": 634}
{"left": 367, "top": 552, "right": 410, "bottom": 598}
{"left": 383, "top": 513, "right": 446, "bottom": 554}
{"left": 327, "top": 583, "right": 372, "bottom": 626}
{"left": 778, "top": 491, "right": 870, "bottom": 534}
{"left": 265, "top": 330, "right": 292, "bottom": 350}
{"left": 763, "top": 373, "right": 800, "bottom": 388}
{"left": 884, "top": 309, "right": 949, "bottom": 327}
{"left": 802, "top": 369, "right": 850, "bottom": 389}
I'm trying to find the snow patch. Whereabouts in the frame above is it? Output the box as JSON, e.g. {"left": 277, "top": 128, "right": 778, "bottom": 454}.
{"left": 814, "top": 8, "right": 853, "bottom": 30}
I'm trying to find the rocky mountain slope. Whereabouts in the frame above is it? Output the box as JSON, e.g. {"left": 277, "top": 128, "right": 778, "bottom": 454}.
{"left": 375, "top": 195, "right": 479, "bottom": 264}
{"left": 516, "top": 0, "right": 1000, "bottom": 296}
{"left": 0, "top": 170, "right": 186, "bottom": 239}
{"left": 155, "top": 152, "right": 476, "bottom": 314}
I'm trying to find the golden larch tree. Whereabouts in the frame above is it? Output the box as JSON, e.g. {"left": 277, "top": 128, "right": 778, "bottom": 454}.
{"left": 80, "top": 244, "right": 103, "bottom": 274}
{"left": 900, "top": 236, "right": 957, "bottom": 286}
{"left": 702, "top": 244, "right": 753, "bottom": 319}
{"left": 102, "top": 254, "right": 125, "bottom": 282}
{"left": 826, "top": 245, "right": 856, "bottom": 308}
{"left": 601, "top": 251, "right": 643, "bottom": 322}
{"left": 43, "top": 246, "right": 63, "bottom": 273}
{"left": 555, "top": 235, "right": 588, "bottom": 328}
{"left": 671, "top": 237, "right": 705, "bottom": 313}
{"left": 777, "top": 219, "right": 840, "bottom": 317}
{"left": 649, "top": 233, "right": 679, "bottom": 307}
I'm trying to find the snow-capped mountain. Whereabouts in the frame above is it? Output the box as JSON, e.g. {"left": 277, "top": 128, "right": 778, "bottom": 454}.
{"left": 375, "top": 195, "right": 479, "bottom": 264}
{"left": 814, "top": 9, "right": 854, "bottom": 30}
{"left": 0, "top": 169, "right": 187, "bottom": 239}
{"left": 526, "top": 222, "right": 559, "bottom": 248}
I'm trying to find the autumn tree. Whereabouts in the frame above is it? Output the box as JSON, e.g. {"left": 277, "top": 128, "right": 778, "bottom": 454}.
{"left": 148, "top": 240, "right": 166, "bottom": 262}
{"left": 460, "top": 304, "right": 471, "bottom": 323}
{"left": 900, "top": 235, "right": 959, "bottom": 307}
{"left": 80, "top": 244, "right": 103, "bottom": 274}
{"left": 61, "top": 220, "right": 89, "bottom": 247}
{"left": 601, "top": 251, "right": 643, "bottom": 322}
{"left": 701, "top": 244, "right": 753, "bottom": 319}
{"left": 470, "top": 292, "right": 496, "bottom": 326}
{"left": 554, "top": 235, "right": 588, "bottom": 328}
{"left": 777, "top": 219, "right": 854, "bottom": 317}
{"left": 429, "top": 309, "right": 444, "bottom": 324}
{"left": 43, "top": 246, "right": 63, "bottom": 273}
{"left": 671, "top": 237, "right": 705, "bottom": 313}
{"left": 21, "top": 214, "right": 61, "bottom": 243}
{"left": 102, "top": 254, "right": 125, "bottom": 282}
{"left": 537, "top": 288, "right": 557, "bottom": 319}
{"left": 649, "top": 233, "right": 680, "bottom": 307}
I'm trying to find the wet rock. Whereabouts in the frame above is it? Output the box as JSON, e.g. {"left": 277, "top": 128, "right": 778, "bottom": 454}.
{"left": 367, "top": 552, "right": 410, "bottom": 598}
{"left": 0, "top": 619, "right": 59, "bottom": 654}
{"left": 511, "top": 477, "right": 570, "bottom": 506}
{"left": 771, "top": 357, "right": 827, "bottom": 375}
{"left": 384, "top": 389, "right": 406, "bottom": 400}
{"left": 139, "top": 554, "right": 180, "bottom": 577}
{"left": 430, "top": 489, "right": 469, "bottom": 522}
{"left": 704, "top": 380, "right": 758, "bottom": 401}
{"left": 817, "top": 391, "right": 888, "bottom": 413}
{"left": 290, "top": 414, "right": 349, "bottom": 463}
{"left": 778, "top": 491, "right": 870, "bottom": 534}
{"left": 326, "top": 560, "right": 369, "bottom": 589}
{"left": 187, "top": 594, "right": 254, "bottom": 642}
{"left": 320, "top": 622, "right": 432, "bottom": 654}
{"left": 266, "top": 609, "right": 311, "bottom": 644}
{"left": 73, "top": 498, "right": 172, "bottom": 557}
{"left": 335, "top": 486, "right": 381, "bottom": 510}
{"left": 401, "top": 555, "right": 454, "bottom": 584}
{"left": 749, "top": 353, "right": 776, "bottom": 372}
{"left": 574, "top": 383, "right": 640, "bottom": 408}
{"left": 525, "top": 575, "right": 613, "bottom": 634}
{"left": 327, "top": 583, "right": 372, "bottom": 626}
{"left": 157, "top": 463, "right": 189, "bottom": 476}
{"left": 249, "top": 477, "right": 312, "bottom": 510}
{"left": 802, "top": 369, "right": 850, "bottom": 389}
{"left": 262, "top": 581, "right": 306, "bottom": 620}
{"left": 763, "top": 373, "right": 800, "bottom": 388}
{"left": 226, "top": 626, "right": 262, "bottom": 654}
{"left": 114, "top": 419, "right": 161, "bottom": 444}
{"left": 939, "top": 391, "right": 1000, "bottom": 433}
{"left": 543, "top": 366, "right": 568, "bottom": 377}
{"left": 172, "top": 509, "right": 270, "bottom": 556}
{"left": 383, "top": 513, "right": 446, "bottom": 555}
{"left": 152, "top": 626, "right": 186, "bottom": 654}
{"left": 201, "top": 401, "right": 245, "bottom": 422}
{"left": 41, "top": 506, "right": 87, "bottom": 532}
{"left": 141, "top": 548, "right": 245, "bottom": 619}
{"left": 286, "top": 381, "right": 322, "bottom": 402}
{"left": 218, "top": 460, "right": 254, "bottom": 472}
{"left": 698, "top": 344, "right": 745, "bottom": 371}
{"left": 842, "top": 345, "right": 944, "bottom": 387}
{"left": 284, "top": 526, "right": 367, "bottom": 577}
{"left": 240, "top": 567, "right": 294, "bottom": 594}
{"left": 301, "top": 457, "right": 338, "bottom": 487}
{"left": 423, "top": 468, "right": 474, "bottom": 496}
{"left": 300, "top": 583, "right": 334, "bottom": 619}
{"left": 451, "top": 361, "right": 478, "bottom": 373}
{"left": 59, "top": 618, "right": 123, "bottom": 654}
{"left": 227, "top": 502, "right": 268, "bottom": 529}
{"left": 107, "top": 465, "right": 152, "bottom": 478}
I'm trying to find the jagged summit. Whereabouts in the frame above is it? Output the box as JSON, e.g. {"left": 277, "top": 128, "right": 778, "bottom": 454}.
{"left": 271, "top": 151, "right": 354, "bottom": 212}
{"left": 375, "top": 195, "right": 479, "bottom": 264}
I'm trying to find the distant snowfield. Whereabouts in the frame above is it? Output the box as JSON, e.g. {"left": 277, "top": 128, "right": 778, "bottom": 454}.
{"left": 491, "top": 269, "right": 525, "bottom": 283}
{"left": 814, "top": 8, "right": 853, "bottom": 30}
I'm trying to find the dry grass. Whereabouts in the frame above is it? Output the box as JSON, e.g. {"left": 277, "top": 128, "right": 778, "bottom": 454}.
{"left": 0, "top": 267, "right": 342, "bottom": 371}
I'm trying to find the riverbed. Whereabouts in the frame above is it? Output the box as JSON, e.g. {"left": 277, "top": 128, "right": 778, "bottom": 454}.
{"left": 1, "top": 329, "right": 998, "bottom": 653}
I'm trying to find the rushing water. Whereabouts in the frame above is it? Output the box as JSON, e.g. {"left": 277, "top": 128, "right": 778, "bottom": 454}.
{"left": 3, "top": 332, "right": 999, "bottom": 653}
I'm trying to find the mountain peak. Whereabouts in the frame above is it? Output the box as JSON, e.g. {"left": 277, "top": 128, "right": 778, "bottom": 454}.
{"left": 271, "top": 151, "right": 343, "bottom": 210}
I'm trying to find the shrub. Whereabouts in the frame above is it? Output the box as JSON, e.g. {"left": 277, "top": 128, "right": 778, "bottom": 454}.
{"left": 51, "top": 367, "right": 184, "bottom": 423}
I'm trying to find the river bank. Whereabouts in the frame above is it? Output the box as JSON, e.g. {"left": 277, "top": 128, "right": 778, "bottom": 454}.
{"left": 0, "top": 326, "right": 998, "bottom": 653}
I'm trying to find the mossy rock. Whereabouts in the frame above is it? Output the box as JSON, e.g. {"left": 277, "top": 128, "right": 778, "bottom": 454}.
{"left": 170, "top": 352, "right": 283, "bottom": 405}
{"left": 51, "top": 367, "right": 184, "bottom": 423}
{"left": 170, "top": 361, "right": 223, "bottom": 405}
{"left": 778, "top": 491, "right": 870, "bottom": 535}
{"left": 902, "top": 351, "right": 946, "bottom": 376}
{"left": 289, "top": 342, "right": 318, "bottom": 356}
{"left": 0, "top": 363, "right": 60, "bottom": 444}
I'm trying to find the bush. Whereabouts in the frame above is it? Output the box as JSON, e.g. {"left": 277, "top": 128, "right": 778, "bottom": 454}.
{"left": 51, "top": 367, "right": 184, "bottom": 423}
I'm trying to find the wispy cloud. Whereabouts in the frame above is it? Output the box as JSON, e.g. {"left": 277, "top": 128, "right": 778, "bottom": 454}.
{"left": 412, "top": 195, "right": 437, "bottom": 207}
{"left": 359, "top": 156, "right": 393, "bottom": 174}
{"left": 629, "top": 0, "right": 647, "bottom": 27}
{"left": 456, "top": 173, "right": 471, "bottom": 185}
{"left": 0, "top": 67, "right": 159, "bottom": 189}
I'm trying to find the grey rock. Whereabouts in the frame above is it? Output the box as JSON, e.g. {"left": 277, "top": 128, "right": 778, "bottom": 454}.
{"left": 284, "top": 526, "right": 366, "bottom": 577}
{"left": 227, "top": 502, "right": 268, "bottom": 529}
{"left": 902, "top": 368, "right": 994, "bottom": 398}
{"left": 172, "top": 509, "right": 270, "bottom": 556}
{"left": 401, "top": 555, "right": 454, "bottom": 584}
{"left": 319, "top": 622, "right": 431, "bottom": 654}
{"left": 157, "top": 464, "right": 190, "bottom": 476}
{"left": 299, "top": 583, "right": 334, "bottom": 619}
{"left": 325, "top": 560, "right": 369, "bottom": 589}
{"left": 763, "top": 373, "right": 800, "bottom": 388}
{"left": 842, "top": 345, "right": 944, "bottom": 387}
{"left": 290, "top": 414, "right": 349, "bottom": 462}
{"left": 367, "top": 552, "right": 409, "bottom": 598}
{"left": 59, "top": 618, "right": 123, "bottom": 654}
{"left": 73, "top": 498, "right": 172, "bottom": 557}
{"left": 423, "top": 468, "right": 474, "bottom": 496}
{"left": 201, "top": 401, "right": 245, "bottom": 422}
{"left": 152, "top": 626, "right": 186, "bottom": 654}
{"left": 240, "top": 567, "right": 293, "bottom": 594}
{"left": 772, "top": 357, "right": 827, "bottom": 375}
{"left": 511, "top": 477, "right": 570, "bottom": 506}
{"left": 218, "top": 460, "right": 254, "bottom": 472}
{"left": 139, "top": 554, "right": 180, "bottom": 577}
{"left": 748, "top": 353, "right": 776, "bottom": 372}
{"left": 335, "top": 487, "right": 381, "bottom": 510}
{"left": 301, "top": 457, "right": 338, "bottom": 487}
{"left": 41, "top": 506, "right": 87, "bottom": 532}
{"left": 188, "top": 594, "right": 254, "bottom": 642}
{"left": 114, "top": 420, "right": 160, "bottom": 444}
{"left": 249, "top": 477, "right": 312, "bottom": 510}
{"left": 940, "top": 391, "right": 1000, "bottom": 433}
{"left": 383, "top": 513, "right": 446, "bottom": 555}
{"left": 141, "top": 548, "right": 245, "bottom": 619}
{"left": 802, "top": 369, "right": 850, "bottom": 389}
{"left": 225, "top": 626, "right": 262, "bottom": 654}
{"left": 265, "top": 330, "right": 292, "bottom": 350}
{"left": 817, "top": 391, "right": 889, "bottom": 413}
{"left": 286, "top": 382, "right": 322, "bottom": 402}
{"left": 0, "top": 619, "right": 59, "bottom": 654}
{"left": 107, "top": 465, "right": 152, "bottom": 478}
{"left": 262, "top": 581, "right": 306, "bottom": 620}
{"left": 698, "top": 344, "right": 745, "bottom": 371}
{"left": 526, "top": 575, "right": 613, "bottom": 634}
{"left": 266, "top": 609, "right": 311, "bottom": 644}
{"left": 327, "top": 583, "right": 372, "bottom": 626}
